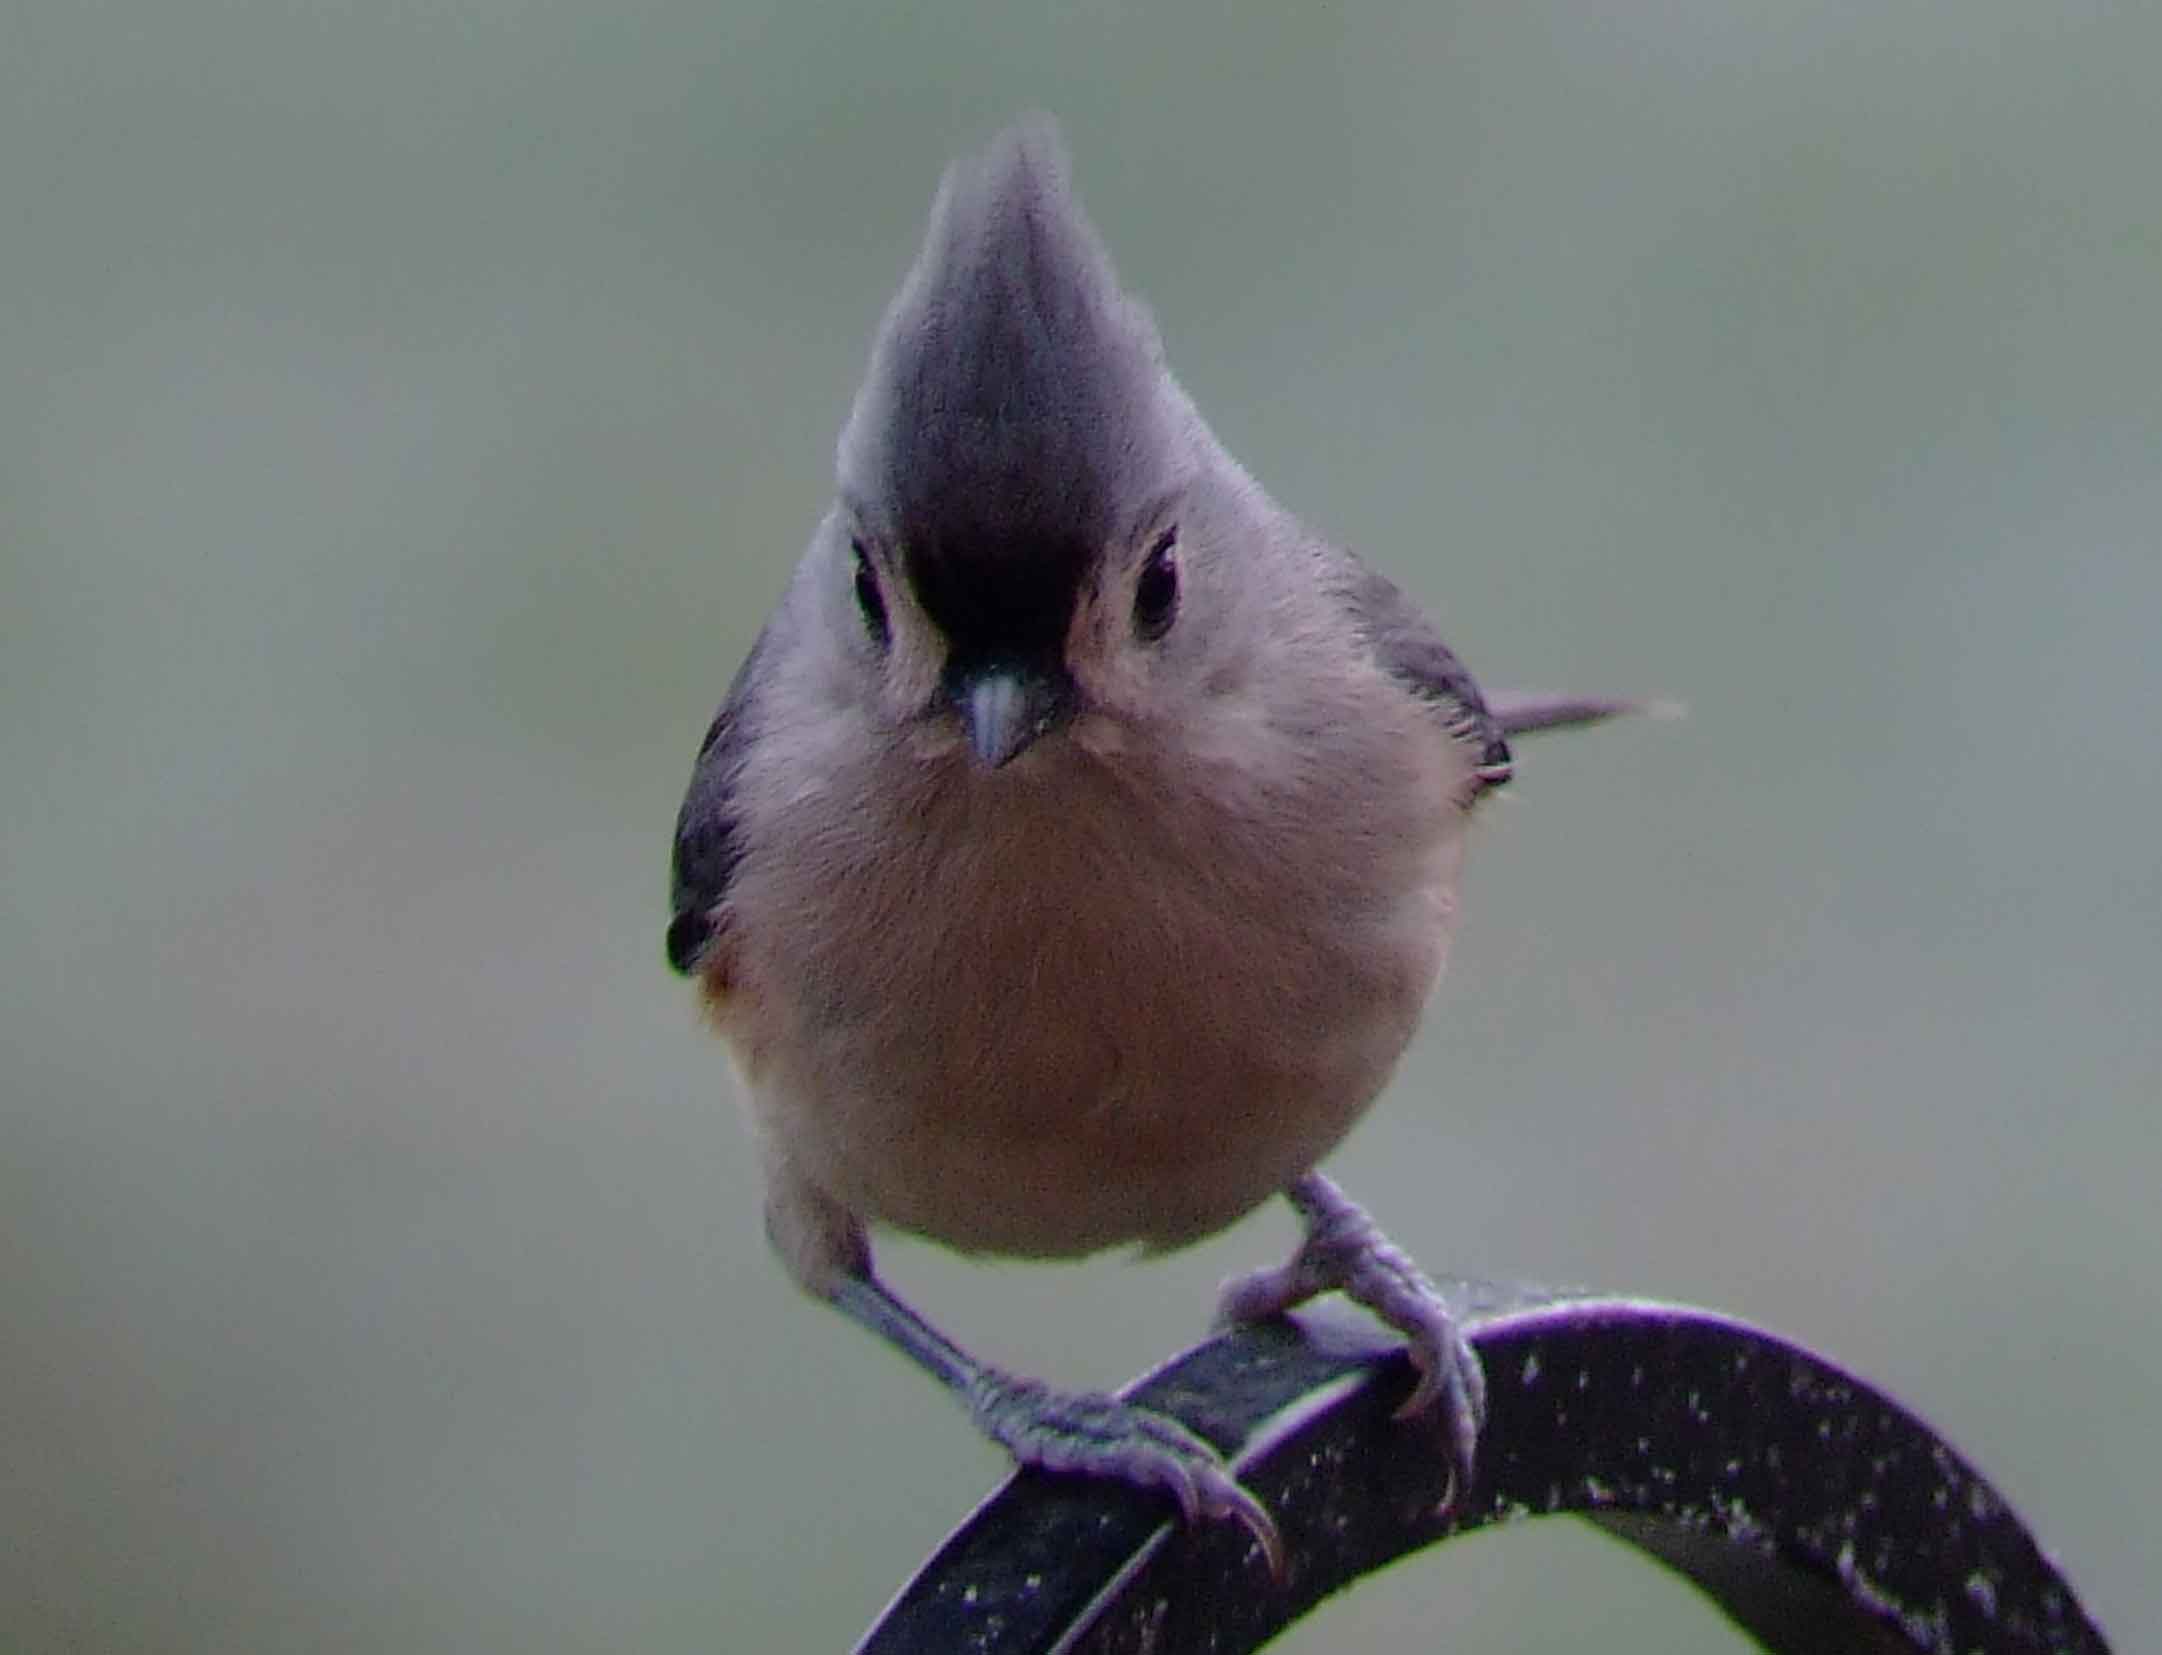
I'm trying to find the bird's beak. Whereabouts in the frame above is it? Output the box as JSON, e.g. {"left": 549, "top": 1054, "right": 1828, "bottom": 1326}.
{"left": 952, "top": 665, "right": 1071, "bottom": 770}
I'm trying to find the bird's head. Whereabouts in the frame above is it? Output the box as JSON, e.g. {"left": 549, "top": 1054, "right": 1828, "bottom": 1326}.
{"left": 826, "top": 118, "right": 1246, "bottom": 771}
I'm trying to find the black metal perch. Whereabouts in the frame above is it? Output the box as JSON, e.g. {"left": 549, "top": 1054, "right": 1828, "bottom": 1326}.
{"left": 855, "top": 1283, "right": 2109, "bottom": 1653}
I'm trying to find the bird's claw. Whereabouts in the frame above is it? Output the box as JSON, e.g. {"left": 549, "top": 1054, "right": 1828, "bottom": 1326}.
{"left": 967, "top": 1373, "right": 1286, "bottom": 1578}
{"left": 1384, "top": 1290, "right": 1486, "bottom": 1506}
{"left": 1216, "top": 1174, "right": 1487, "bottom": 1509}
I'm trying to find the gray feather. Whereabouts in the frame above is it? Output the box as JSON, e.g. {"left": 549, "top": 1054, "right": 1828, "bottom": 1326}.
{"left": 839, "top": 116, "right": 1179, "bottom": 567}
{"left": 1485, "top": 689, "right": 1656, "bottom": 736}
{"left": 1343, "top": 562, "right": 1513, "bottom": 790}
{"left": 667, "top": 625, "right": 771, "bottom": 975}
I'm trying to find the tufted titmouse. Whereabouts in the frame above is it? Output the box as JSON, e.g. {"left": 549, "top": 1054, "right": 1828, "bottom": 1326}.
{"left": 667, "top": 118, "right": 1638, "bottom": 1571}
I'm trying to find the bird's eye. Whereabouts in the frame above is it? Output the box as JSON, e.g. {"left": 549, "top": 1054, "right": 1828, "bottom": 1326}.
{"left": 851, "top": 540, "right": 889, "bottom": 648}
{"left": 1133, "top": 528, "right": 1180, "bottom": 641}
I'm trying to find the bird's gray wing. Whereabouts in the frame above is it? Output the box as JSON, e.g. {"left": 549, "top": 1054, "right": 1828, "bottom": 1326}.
{"left": 1343, "top": 563, "right": 1515, "bottom": 793}
{"left": 666, "top": 626, "right": 772, "bottom": 976}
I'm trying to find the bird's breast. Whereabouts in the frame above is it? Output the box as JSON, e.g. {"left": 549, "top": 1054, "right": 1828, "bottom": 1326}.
{"left": 724, "top": 712, "right": 1470, "bottom": 1258}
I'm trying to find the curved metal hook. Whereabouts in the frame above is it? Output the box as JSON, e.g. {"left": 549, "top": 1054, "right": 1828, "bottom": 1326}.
{"left": 856, "top": 1283, "right": 2109, "bottom": 1653}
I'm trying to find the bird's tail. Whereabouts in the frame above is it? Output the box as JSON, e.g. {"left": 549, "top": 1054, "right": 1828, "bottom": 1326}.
{"left": 1485, "top": 691, "right": 1683, "bottom": 738}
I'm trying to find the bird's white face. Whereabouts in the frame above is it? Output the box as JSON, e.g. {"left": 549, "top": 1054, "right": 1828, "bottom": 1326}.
{"left": 809, "top": 101, "right": 1278, "bottom": 780}
{"left": 826, "top": 471, "right": 1251, "bottom": 773}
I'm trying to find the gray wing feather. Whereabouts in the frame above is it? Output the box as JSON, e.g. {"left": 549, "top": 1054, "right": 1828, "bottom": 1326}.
{"left": 666, "top": 626, "right": 771, "bottom": 975}
{"left": 1344, "top": 563, "right": 1513, "bottom": 791}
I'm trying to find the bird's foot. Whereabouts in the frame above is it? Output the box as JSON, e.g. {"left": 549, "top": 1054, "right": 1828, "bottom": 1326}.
{"left": 1215, "top": 1172, "right": 1486, "bottom": 1505}
{"left": 966, "top": 1369, "right": 1285, "bottom": 1577}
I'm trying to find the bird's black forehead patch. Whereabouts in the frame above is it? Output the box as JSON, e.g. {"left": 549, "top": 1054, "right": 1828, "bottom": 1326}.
{"left": 876, "top": 262, "right": 1127, "bottom": 664}
{"left": 903, "top": 529, "right": 1094, "bottom": 670}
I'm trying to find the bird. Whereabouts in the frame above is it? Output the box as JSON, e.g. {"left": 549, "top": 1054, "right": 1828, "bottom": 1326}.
{"left": 666, "top": 117, "right": 1639, "bottom": 1574}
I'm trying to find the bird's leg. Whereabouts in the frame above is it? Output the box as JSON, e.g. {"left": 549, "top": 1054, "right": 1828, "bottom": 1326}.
{"left": 1215, "top": 1171, "right": 1486, "bottom": 1503}
{"left": 766, "top": 1166, "right": 1282, "bottom": 1569}
{"left": 828, "top": 1268, "right": 1286, "bottom": 1578}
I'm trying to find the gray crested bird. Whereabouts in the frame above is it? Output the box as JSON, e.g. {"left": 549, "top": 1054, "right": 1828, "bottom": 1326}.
{"left": 667, "top": 118, "right": 1638, "bottom": 1573}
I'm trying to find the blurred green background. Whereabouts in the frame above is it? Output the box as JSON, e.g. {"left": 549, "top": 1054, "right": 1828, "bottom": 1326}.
{"left": 4, "top": 3, "right": 2157, "bottom": 1649}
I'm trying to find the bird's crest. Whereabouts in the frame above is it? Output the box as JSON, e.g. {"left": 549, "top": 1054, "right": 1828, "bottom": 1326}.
{"left": 840, "top": 118, "right": 1175, "bottom": 596}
